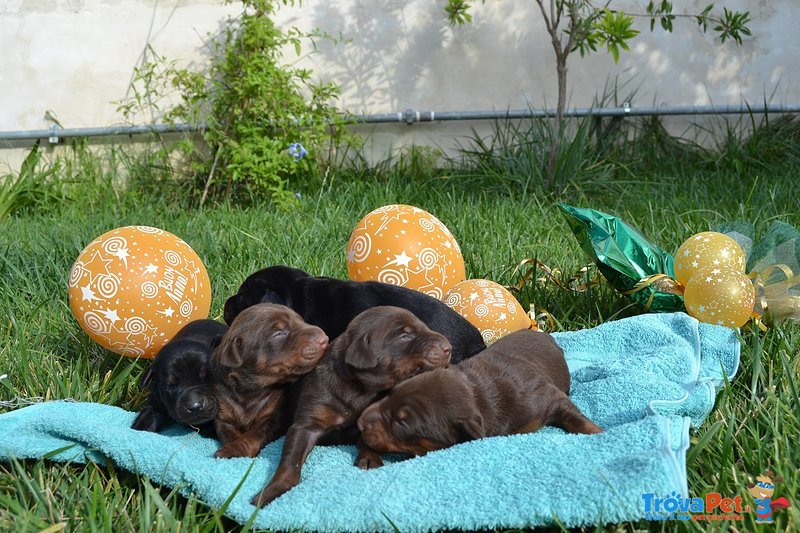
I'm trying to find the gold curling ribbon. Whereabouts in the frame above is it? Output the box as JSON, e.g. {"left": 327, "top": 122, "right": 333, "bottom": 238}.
{"left": 528, "top": 304, "right": 557, "bottom": 332}
{"left": 747, "top": 270, "right": 769, "bottom": 332}
{"left": 751, "top": 264, "right": 800, "bottom": 327}
{"left": 620, "top": 274, "right": 685, "bottom": 312}
{"left": 505, "top": 259, "right": 599, "bottom": 333}
{"left": 509, "top": 258, "right": 600, "bottom": 293}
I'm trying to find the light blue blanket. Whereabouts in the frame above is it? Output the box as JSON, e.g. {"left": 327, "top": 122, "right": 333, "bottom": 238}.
{"left": 0, "top": 312, "right": 739, "bottom": 531}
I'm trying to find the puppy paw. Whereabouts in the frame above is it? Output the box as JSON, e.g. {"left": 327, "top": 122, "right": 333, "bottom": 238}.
{"left": 214, "top": 441, "right": 258, "bottom": 459}
{"left": 131, "top": 407, "right": 167, "bottom": 433}
{"left": 355, "top": 450, "right": 384, "bottom": 470}
{"left": 251, "top": 483, "right": 290, "bottom": 508}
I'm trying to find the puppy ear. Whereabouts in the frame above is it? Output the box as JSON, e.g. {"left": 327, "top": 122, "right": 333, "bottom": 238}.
{"left": 344, "top": 335, "right": 379, "bottom": 370}
{"left": 210, "top": 335, "right": 224, "bottom": 350}
{"left": 223, "top": 294, "right": 241, "bottom": 325}
{"left": 259, "top": 288, "right": 286, "bottom": 306}
{"left": 131, "top": 404, "right": 169, "bottom": 432}
{"left": 219, "top": 337, "right": 244, "bottom": 368}
{"left": 457, "top": 413, "right": 486, "bottom": 442}
{"left": 139, "top": 363, "right": 155, "bottom": 388}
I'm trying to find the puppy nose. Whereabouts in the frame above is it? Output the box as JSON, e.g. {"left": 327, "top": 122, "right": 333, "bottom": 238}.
{"left": 439, "top": 342, "right": 452, "bottom": 359}
{"left": 186, "top": 400, "right": 205, "bottom": 413}
{"left": 315, "top": 334, "right": 329, "bottom": 350}
{"left": 428, "top": 340, "right": 451, "bottom": 361}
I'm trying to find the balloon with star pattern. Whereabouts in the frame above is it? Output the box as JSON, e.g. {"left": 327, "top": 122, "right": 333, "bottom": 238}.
{"left": 346, "top": 204, "right": 466, "bottom": 299}
{"left": 674, "top": 231, "right": 746, "bottom": 286}
{"left": 68, "top": 226, "right": 212, "bottom": 358}
{"left": 444, "top": 279, "right": 533, "bottom": 344}
{"left": 683, "top": 268, "right": 755, "bottom": 328}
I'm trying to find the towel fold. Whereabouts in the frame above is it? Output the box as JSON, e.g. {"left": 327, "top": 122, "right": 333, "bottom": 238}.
{"left": 0, "top": 312, "right": 739, "bottom": 531}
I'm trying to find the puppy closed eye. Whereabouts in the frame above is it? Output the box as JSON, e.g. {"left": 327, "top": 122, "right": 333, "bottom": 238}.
{"left": 398, "top": 329, "right": 416, "bottom": 342}
{"left": 270, "top": 329, "right": 289, "bottom": 340}
{"left": 269, "top": 321, "right": 289, "bottom": 341}
{"left": 393, "top": 416, "right": 408, "bottom": 428}
{"left": 393, "top": 407, "right": 412, "bottom": 427}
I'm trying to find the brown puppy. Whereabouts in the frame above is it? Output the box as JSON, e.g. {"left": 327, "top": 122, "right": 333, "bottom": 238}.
{"left": 358, "top": 329, "right": 602, "bottom": 457}
{"left": 212, "top": 303, "right": 329, "bottom": 459}
{"left": 250, "top": 306, "right": 452, "bottom": 507}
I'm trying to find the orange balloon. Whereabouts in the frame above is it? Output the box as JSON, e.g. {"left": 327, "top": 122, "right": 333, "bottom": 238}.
{"left": 684, "top": 268, "right": 755, "bottom": 328}
{"left": 68, "top": 226, "right": 212, "bottom": 358}
{"left": 346, "top": 205, "right": 465, "bottom": 299}
{"left": 674, "top": 232, "right": 745, "bottom": 286}
{"left": 444, "top": 279, "right": 532, "bottom": 345}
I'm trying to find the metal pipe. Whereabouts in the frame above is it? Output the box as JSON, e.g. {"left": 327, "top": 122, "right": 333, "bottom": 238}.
{"left": 1, "top": 103, "right": 799, "bottom": 142}
{"left": 0, "top": 122, "right": 202, "bottom": 142}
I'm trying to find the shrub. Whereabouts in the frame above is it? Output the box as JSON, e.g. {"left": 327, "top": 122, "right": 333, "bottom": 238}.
{"left": 119, "top": 0, "right": 355, "bottom": 207}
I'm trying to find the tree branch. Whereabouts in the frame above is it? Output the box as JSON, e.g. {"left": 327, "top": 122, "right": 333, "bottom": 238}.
{"left": 535, "top": 0, "right": 560, "bottom": 53}
{"left": 563, "top": 1, "right": 579, "bottom": 59}
{"left": 536, "top": 0, "right": 555, "bottom": 34}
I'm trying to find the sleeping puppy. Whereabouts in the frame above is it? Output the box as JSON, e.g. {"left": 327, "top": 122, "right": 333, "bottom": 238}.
{"left": 250, "top": 306, "right": 452, "bottom": 507}
{"left": 211, "top": 303, "right": 329, "bottom": 459}
{"left": 223, "top": 265, "right": 484, "bottom": 363}
{"left": 131, "top": 319, "right": 228, "bottom": 436}
{"left": 357, "top": 329, "right": 602, "bottom": 458}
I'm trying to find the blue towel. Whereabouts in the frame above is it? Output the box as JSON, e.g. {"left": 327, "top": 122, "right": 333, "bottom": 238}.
{"left": 0, "top": 312, "right": 738, "bottom": 530}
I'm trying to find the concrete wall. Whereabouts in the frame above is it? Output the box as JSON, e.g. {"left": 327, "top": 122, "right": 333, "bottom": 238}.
{"left": 1, "top": 0, "right": 798, "bottom": 169}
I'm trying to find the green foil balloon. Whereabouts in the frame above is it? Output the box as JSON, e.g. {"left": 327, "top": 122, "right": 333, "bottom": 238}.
{"left": 558, "top": 203, "right": 685, "bottom": 312}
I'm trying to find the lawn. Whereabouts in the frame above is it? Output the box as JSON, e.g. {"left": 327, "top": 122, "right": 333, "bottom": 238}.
{"left": 0, "top": 125, "right": 799, "bottom": 531}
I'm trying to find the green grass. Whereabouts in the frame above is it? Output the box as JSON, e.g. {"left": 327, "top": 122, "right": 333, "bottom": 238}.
{"left": 1, "top": 120, "right": 799, "bottom": 531}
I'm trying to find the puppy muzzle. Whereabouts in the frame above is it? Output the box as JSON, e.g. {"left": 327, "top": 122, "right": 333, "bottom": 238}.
{"left": 420, "top": 338, "right": 452, "bottom": 369}
{"left": 357, "top": 407, "right": 391, "bottom": 451}
{"left": 302, "top": 330, "right": 329, "bottom": 360}
{"left": 176, "top": 389, "right": 218, "bottom": 424}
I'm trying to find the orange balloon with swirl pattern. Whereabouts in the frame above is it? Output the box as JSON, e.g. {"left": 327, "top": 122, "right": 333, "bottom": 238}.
{"left": 346, "top": 205, "right": 466, "bottom": 299}
{"left": 68, "top": 226, "right": 212, "bottom": 358}
{"left": 444, "top": 279, "right": 534, "bottom": 345}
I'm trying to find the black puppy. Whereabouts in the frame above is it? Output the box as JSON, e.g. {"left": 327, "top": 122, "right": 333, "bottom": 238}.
{"left": 223, "top": 266, "right": 485, "bottom": 363}
{"left": 131, "top": 319, "right": 227, "bottom": 435}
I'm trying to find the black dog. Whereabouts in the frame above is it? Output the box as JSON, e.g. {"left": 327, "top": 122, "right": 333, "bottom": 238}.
{"left": 223, "top": 266, "right": 485, "bottom": 363}
{"left": 131, "top": 319, "right": 228, "bottom": 435}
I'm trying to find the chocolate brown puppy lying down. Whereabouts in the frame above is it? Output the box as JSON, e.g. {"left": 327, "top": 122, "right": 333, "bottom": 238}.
{"left": 251, "top": 306, "right": 452, "bottom": 507}
{"left": 211, "top": 304, "right": 329, "bottom": 459}
{"left": 358, "top": 329, "right": 602, "bottom": 457}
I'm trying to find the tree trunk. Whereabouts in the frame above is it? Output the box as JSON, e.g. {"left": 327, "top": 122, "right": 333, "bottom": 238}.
{"left": 545, "top": 53, "right": 567, "bottom": 189}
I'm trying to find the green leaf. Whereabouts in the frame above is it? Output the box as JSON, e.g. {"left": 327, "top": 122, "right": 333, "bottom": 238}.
{"left": 609, "top": 43, "right": 620, "bottom": 62}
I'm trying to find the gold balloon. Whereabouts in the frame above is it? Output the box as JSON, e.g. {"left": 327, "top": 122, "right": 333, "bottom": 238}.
{"left": 674, "top": 231, "right": 746, "bottom": 286}
{"left": 444, "top": 279, "right": 532, "bottom": 344}
{"left": 684, "top": 268, "right": 755, "bottom": 328}
{"left": 68, "top": 226, "right": 212, "bottom": 358}
{"left": 346, "top": 204, "right": 465, "bottom": 299}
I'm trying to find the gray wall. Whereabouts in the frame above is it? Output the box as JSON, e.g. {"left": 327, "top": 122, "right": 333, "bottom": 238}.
{"left": 1, "top": 0, "right": 797, "bottom": 168}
